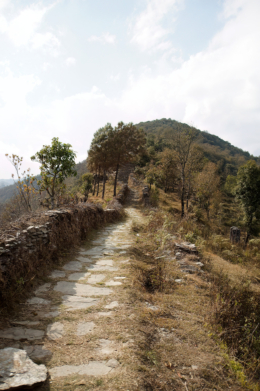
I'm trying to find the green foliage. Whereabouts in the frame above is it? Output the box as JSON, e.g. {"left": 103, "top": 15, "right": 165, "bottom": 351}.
{"left": 195, "top": 162, "right": 220, "bottom": 220}
{"left": 79, "top": 173, "right": 93, "bottom": 201}
{"left": 236, "top": 160, "right": 260, "bottom": 242}
{"left": 87, "top": 122, "right": 146, "bottom": 198}
{"left": 225, "top": 175, "right": 237, "bottom": 195}
{"left": 31, "top": 137, "right": 77, "bottom": 209}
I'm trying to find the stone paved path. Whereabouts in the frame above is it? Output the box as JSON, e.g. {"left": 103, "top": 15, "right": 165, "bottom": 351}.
{"left": 0, "top": 204, "right": 143, "bottom": 389}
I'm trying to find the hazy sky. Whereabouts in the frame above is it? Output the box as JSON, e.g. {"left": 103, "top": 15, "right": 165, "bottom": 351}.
{"left": 0, "top": 0, "right": 259, "bottom": 178}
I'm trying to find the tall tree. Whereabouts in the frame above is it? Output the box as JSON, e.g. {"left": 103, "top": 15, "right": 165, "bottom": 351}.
{"left": 166, "top": 127, "right": 197, "bottom": 217}
{"left": 110, "top": 122, "right": 146, "bottom": 196}
{"left": 87, "top": 124, "right": 114, "bottom": 199}
{"left": 158, "top": 148, "right": 177, "bottom": 193}
{"left": 195, "top": 162, "right": 220, "bottom": 220}
{"left": 31, "top": 137, "right": 77, "bottom": 209}
{"left": 236, "top": 160, "right": 260, "bottom": 244}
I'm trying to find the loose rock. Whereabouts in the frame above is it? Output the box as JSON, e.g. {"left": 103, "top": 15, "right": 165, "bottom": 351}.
{"left": 47, "top": 322, "right": 64, "bottom": 340}
{"left": 0, "top": 348, "right": 47, "bottom": 390}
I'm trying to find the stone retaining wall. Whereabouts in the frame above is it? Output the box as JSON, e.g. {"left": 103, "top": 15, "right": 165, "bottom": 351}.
{"left": 0, "top": 185, "right": 129, "bottom": 308}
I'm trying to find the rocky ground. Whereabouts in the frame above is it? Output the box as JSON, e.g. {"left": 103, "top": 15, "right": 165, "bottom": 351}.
{"left": 0, "top": 189, "right": 247, "bottom": 390}
{"left": 0, "top": 201, "right": 146, "bottom": 390}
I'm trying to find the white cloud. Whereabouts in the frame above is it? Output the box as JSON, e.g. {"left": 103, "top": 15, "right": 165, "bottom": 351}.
{"left": 88, "top": 32, "right": 116, "bottom": 44}
{"left": 130, "top": 0, "right": 182, "bottom": 52}
{"left": 110, "top": 73, "right": 120, "bottom": 81}
{"left": 65, "top": 57, "right": 76, "bottom": 67}
{"left": 1, "top": 0, "right": 260, "bottom": 179}
{"left": 42, "top": 62, "right": 52, "bottom": 71}
{"left": 0, "top": 2, "right": 60, "bottom": 53}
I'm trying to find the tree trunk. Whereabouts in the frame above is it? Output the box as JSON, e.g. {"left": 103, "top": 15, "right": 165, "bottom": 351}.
{"left": 206, "top": 208, "right": 210, "bottom": 220}
{"left": 92, "top": 176, "right": 96, "bottom": 195}
{"left": 113, "top": 163, "right": 119, "bottom": 197}
{"left": 97, "top": 168, "right": 100, "bottom": 196}
{"left": 186, "top": 197, "right": 189, "bottom": 210}
{"left": 150, "top": 183, "right": 151, "bottom": 190}
{"left": 83, "top": 192, "right": 88, "bottom": 202}
{"left": 102, "top": 170, "right": 106, "bottom": 199}
{"left": 50, "top": 195, "right": 54, "bottom": 210}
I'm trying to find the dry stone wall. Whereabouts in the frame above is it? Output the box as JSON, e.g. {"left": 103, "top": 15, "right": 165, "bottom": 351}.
{"left": 0, "top": 185, "right": 129, "bottom": 308}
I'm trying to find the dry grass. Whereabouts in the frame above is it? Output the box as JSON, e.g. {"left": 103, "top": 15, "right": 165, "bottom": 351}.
{"left": 129, "top": 212, "right": 247, "bottom": 390}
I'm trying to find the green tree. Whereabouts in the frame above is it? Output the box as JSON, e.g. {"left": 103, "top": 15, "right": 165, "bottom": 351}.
{"left": 87, "top": 124, "right": 114, "bottom": 199}
{"left": 80, "top": 173, "right": 93, "bottom": 202}
{"left": 195, "top": 162, "right": 220, "bottom": 220}
{"left": 225, "top": 175, "right": 237, "bottom": 195}
{"left": 158, "top": 148, "right": 177, "bottom": 193}
{"left": 31, "top": 137, "right": 77, "bottom": 209}
{"left": 166, "top": 127, "right": 197, "bottom": 217}
{"left": 110, "top": 122, "right": 146, "bottom": 196}
{"left": 236, "top": 160, "right": 260, "bottom": 244}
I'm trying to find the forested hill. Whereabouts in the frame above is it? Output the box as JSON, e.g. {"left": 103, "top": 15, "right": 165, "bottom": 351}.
{"left": 136, "top": 118, "right": 255, "bottom": 174}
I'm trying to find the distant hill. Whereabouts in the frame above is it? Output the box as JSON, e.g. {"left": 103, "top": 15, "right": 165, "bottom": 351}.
{"left": 136, "top": 118, "right": 255, "bottom": 175}
{"left": 0, "top": 179, "right": 16, "bottom": 189}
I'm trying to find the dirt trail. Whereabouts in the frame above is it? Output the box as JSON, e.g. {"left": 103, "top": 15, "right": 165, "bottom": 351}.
{"left": 0, "top": 190, "right": 145, "bottom": 390}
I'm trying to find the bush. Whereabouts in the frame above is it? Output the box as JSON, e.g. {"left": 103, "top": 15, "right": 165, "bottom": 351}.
{"left": 209, "top": 271, "right": 260, "bottom": 378}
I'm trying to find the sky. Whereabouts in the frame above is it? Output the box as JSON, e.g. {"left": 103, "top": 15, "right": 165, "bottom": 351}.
{"left": 0, "top": 0, "right": 260, "bottom": 178}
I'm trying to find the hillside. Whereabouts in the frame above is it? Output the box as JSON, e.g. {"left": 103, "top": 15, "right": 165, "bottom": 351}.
{"left": 136, "top": 118, "right": 255, "bottom": 175}
{"left": 0, "top": 179, "right": 16, "bottom": 189}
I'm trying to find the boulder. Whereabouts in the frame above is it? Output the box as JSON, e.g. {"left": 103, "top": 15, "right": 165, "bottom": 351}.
{"left": 0, "top": 348, "right": 47, "bottom": 390}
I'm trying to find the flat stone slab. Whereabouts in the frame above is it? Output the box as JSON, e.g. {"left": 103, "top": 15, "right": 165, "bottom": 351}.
{"left": 96, "top": 339, "right": 114, "bottom": 355}
{"left": 40, "top": 310, "right": 60, "bottom": 318}
{"left": 97, "top": 312, "right": 114, "bottom": 317}
{"left": 24, "top": 345, "right": 52, "bottom": 362}
{"left": 88, "top": 265, "right": 118, "bottom": 272}
{"left": 0, "top": 328, "right": 44, "bottom": 341}
{"left": 0, "top": 348, "right": 47, "bottom": 390}
{"left": 76, "top": 322, "right": 95, "bottom": 336}
{"left": 68, "top": 272, "right": 91, "bottom": 281}
{"left": 34, "top": 283, "right": 51, "bottom": 295}
{"left": 54, "top": 281, "right": 112, "bottom": 296}
{"left": 49, "top": 361, "right": 113, "bottom": 379}
{"left": 96, "top": 259, "right": 113, "bottom": 266}
{"left": 105, "top": 280, "right": 122, "bottom": 286}
{"left": 114, "top": 277, "right": 126, "bottom": 280}
{"left": 105, "top": 301, "right": 119, "bottom": 309}
{"left": 79, "top": 247, "right": 104, "bottom": 256}
{"left": 106, "top": 358, "right": 119, "bottom": 368}
{"left": 27, "top": 297, "right": 50, "bottom": 305}
{"left": 12, "top": 321, "right": 40, "bottom": 327}
{"left": 76, "top": 256, "right": 93, "bottom": 263}
{"left": 63, "top": 261, "right": 83, "bottom": 271}
{"left": 50, "top": 270, "right": 66, "bottom": 278}
{"left": 62, "top": 295, "right": 99, "bottom": 311}
{"left": 87, "top": 274, "right": 105, "bottom": 284}
{"left": 47, "top": 322, "right": 64, "bottom": 340}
